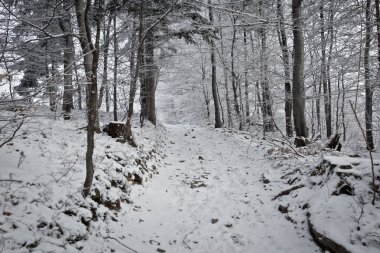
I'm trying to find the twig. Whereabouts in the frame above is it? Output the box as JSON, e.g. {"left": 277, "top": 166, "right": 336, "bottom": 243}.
{"left": 270, "top": 138, "right": 305, "bottom": 158}
{"left": 0, "top": 179, "right": 22, "bottom": 183}
{"left": 104, "top": 236, "right": 138, "bottom": 253}
{"left": 0, "top": 116, "right": 24, "bottom": 149}
{"left": 349, "top": 101, "right": 376, "bottom": 205}
{"left": 271, "top": 121, "right": 306, "bottom": 158}
{"left": 272, "top": 184, "right": 305, "bottom": 200}
{"left": 52, "top": 161, "right": 77, "bottom": 183}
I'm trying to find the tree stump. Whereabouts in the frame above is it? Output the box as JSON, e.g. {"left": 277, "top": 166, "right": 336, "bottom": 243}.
{"left": 294, "top": 136, "right": 310, "bottom": 147}
{"left": 103, "top": 122, "right": 125, "bottom": 138}
{"left": 326, "top": 133, "right": 342, "bottom": 151}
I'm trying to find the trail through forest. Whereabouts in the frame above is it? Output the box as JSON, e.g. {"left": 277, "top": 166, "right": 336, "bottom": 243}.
{"left": 122, "top": 124, "right": 321, "bottom": 253}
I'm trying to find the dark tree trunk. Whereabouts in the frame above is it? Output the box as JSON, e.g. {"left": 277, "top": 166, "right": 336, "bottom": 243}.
{"left": 113, "top": 15, "right": 118, "bottom": 121}
{"left": 364, "top": 0, "right": 374, "bottom": 150}
{"left": 145, "top": 31, "right": 156, "bottom": 125}
{"left": 208, "top": 0, "right": 223, "bottom": 128}
{"left": 292, "top": 0, "right": 308, "bottom": 146}
{"left": 124, "top": 1, "right": 144, "bottom": 147}
{"left": 98, "top": 14, "right": 112, "bottom": 110}
{"left": 320, "top": 1, "right": 332, "bottom": 138}
{"left": 259, "top": 1, "right": 274, "bottom": 133}
{"left": 200, "top": 56, "right": 210, "bottom": 119}
{"left": 218, "top": 11, "right": 232, "bottom": 127}
{"left": 58, "top": 3, "right": 74, "bottom": 120}
{"left": 341, "top": 71, "right": 346, "bottom": 141}
{"left": 231, "top": 16, "right": 241, "bottom": 128}
{"left": 73, "top": 58, "right": 82, "bottom": 110}
{"left": 243, "top": 28, "right": 250, "bottom": 128}
{"left": 74, "top": 0, "right": 102, "bottom": 197}
{"left": 327, "top": 2, "right": 334, "bottom": 135}
{"left": 277, "top": 0, "right": 293, "bottom": 137}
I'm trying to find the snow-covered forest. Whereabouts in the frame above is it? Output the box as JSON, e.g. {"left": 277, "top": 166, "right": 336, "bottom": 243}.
{"left": 0, "top": 0, "right": 380, "bottom": 252}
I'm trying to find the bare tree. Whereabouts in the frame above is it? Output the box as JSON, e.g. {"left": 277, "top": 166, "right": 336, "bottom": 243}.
{"left": 208, "top": 0, "right": 223, "bottom": 128}
{"left": 59, "top": 1, "right": 74, "bottom": 120}
{"left": 320, "top": 0, "right": 332, "bottom": 138}
{"left": 74, "top": 0, "right": 103, "bottom": 196}
{"left": 364, "top": 0, "right": 374, "bottom": 150}
{"left": 292, "top": 0, "right": 308, "bottom": 146}
{"left": 277, "top": 0, "right": 293, "bottom": 137}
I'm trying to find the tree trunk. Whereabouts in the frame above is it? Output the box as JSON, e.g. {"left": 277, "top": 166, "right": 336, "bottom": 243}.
{"left": 59, "top": 1, "right": 74, "bottom": 120}
{"left": 327, "top": 2, "right": 334, "bottom": 135}
{"left": 341, "top": 70, "right": 346, "bottom": 141}
{"left": 124, "top": 1, "right": 144, "bottom": 146}
{"left": 218, "top": 14, "right": 232, "bottom": 127}
{"left": 277, "top": 0, "right": 293, "bottom": 137}
{"left": 259, "top": 1, "right": 274, "bottom": 133}
{"left": 98, "top": 14, "right": 112, "bottom": 110}
{"left": 292, "top": 0, "right": 308, "bottom": 146}
{"left": 243, "top": 28, "right": 250, "bottom": 128}
{"left": 74, "top": 0, "right": 102, "bottom": 197}
{"left": 364, "top": 0, "right": 374, "bottom": 150}
{"left": 139, "top": 37, "right": 147, "bottom": 126}
{"left": 376, "top": 0, "right": 380, "bottom": 81}
{"left": 320, "top": 1, "right": 332, "bottom": 138}
{"left": 208, "top": 0, "right": 223, "bottom": 128}
{"left": 200, "top": 54, "right": 210, "bottom": 119}
{"left": 230, "top": 16, "right": 242, "bottom": 129}
{"left": 113, "top": 14, "right": 118, "bottom": 121}
{"left": 74, "top": 58, "right": 82, "bottom": 110}
{"left": 145, "top": 30, "right": 156, "bottom": 125}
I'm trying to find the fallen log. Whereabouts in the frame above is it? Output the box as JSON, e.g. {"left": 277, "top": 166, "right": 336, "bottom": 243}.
{"left": 103, "top": 122, "right": 125, "bottom": 138}
{"left": 308, "top": 215, "right": 351, "bottom": 253}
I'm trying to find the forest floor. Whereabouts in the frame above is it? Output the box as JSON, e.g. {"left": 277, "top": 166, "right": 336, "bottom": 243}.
{"left": 121, "top": 124, "right": 320, "bottom": 253}
{"left": 1, "top": 107, "right": 379, "bottom": 253}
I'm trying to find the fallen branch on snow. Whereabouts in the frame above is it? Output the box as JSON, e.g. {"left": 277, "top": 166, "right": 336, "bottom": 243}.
{"left": 272, "top": 184, "right": 305, "bottom": 200}
{"left": 0, "top": 179, "right": 22, "bottom": 183}
{"left": 104, "top": 236, "right": 138, "bottom": 253}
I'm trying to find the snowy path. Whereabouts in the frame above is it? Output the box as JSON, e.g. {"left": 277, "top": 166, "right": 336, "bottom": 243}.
{"left": 120, "top": 125, "right": 320, "bottom": 253}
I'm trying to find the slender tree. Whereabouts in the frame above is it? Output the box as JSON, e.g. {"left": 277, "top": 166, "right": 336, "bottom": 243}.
{"left": 74, "top": 0, "right": 103, "bottom": 196}
{"left": 292, "top": 0, "right": 308, "bottom": 146}
{"left": 208, "top": 0, "right": 223, "bottom": 128}
{"left": 320, "top": 0, "right": 332, "bottom": 137}
{"left": 364, "top": 0, "right": 374, "bottom": 150}
{"left": 98, "top": 13, "right": 112, "bottom": 111}
{"left": 59, "top": 1, "right": 74, "bottom": 120}
{"left": 277, "top": 0, "right": 293, "bottom": 137}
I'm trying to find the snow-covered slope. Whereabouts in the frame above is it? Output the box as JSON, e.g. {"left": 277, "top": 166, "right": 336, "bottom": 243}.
{"left": 0, "top": 108, "right": 164, "bottom": 252}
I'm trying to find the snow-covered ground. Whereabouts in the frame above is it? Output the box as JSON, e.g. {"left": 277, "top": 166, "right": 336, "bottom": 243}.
{"left": 119, "top": 124, "right": 320, "bottom": 253}
{"left": 1, "top": 102, "right": 379, "bottom": 252}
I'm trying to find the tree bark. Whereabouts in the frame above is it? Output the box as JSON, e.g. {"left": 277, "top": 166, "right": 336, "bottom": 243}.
{"left": 208, "top": 0, "right": 223, "bottom": 128}
{"left": 74, "top": 59, "right": 82, "bottom": 110}
{"left": 243, "top": 28, "right": 250, "bottom": 129}
{"left": 113, "top": 14, "right": 118, "bottom": 121}
{"left": 74, "top": 0, "right": 102, "bottom": 197}
{"left": 218, "top": 11, "right": 232, "bottom": 127}
{"left": 200, "top": 53, "right": 210, "bottom": 119}
{"left": 259, "top": 1, "right": 274, "bottom": 133}
{"left": 364, "top": 0, "right": 374, "bottom": 150}
{"left": 98, "top": 14, "right": 112, "bottom": 110}
{"left": 327, "top": 2, "right": 334, "bottom": 135}
{"left": 230, "top": 16, "right": 242, "bottom": 129}
{"left": 145, "top": 30, "right": 156, "bottom": 125}
{"left": 320, "top": 1, "right": 332, "bottom": 138}
{"left": 124, "top": 1, "right": 144, "bottom": 146}
{"left": 59, "top": 9, "right": 74, "bottom": 120}
{"left": 292, "top": 0, "right": 308, "bottom": 146}
{"left": 277, "top": 0, "right": 293, "bottom": 137}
